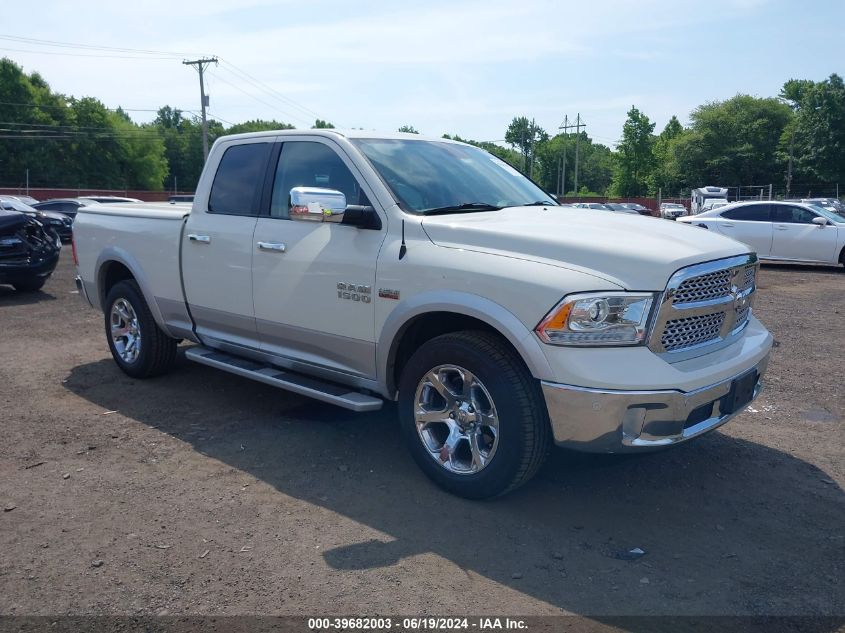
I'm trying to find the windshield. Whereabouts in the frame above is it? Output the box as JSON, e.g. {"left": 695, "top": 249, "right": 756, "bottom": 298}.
{"left": 809, "top": 204, "right": 845, "bottom": 223}
{"left": 0, "top": 198, "right": 37, "bottom": 212}
{"left": 351, "top": 139, "right": 557, "bottom": 214}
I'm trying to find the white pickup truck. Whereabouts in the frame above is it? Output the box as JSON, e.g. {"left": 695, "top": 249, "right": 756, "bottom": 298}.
{"left": 74, "top": 130, "right": 772, "bottom": 498}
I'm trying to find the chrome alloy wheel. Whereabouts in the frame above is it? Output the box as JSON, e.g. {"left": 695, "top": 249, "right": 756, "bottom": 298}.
{"left": 414, "top": 365, "right": 499, "bottom": 475}
{"left": 110, "top": 298, "right": 141, "bottom": 364}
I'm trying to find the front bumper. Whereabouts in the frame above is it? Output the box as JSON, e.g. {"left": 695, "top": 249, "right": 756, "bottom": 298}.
{"left": 542, "top": 352, "right": 770, "bottom": 452}
{"left": 0, "top": 252, "right": 60, "bottom": 286}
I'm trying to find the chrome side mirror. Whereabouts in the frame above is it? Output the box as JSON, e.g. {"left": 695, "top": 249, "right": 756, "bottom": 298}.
{"left": 290, "top": 187, "right": 347, "bottom": 223}
{"left": 812, "top": 216, "right": 828, "bottom": 227}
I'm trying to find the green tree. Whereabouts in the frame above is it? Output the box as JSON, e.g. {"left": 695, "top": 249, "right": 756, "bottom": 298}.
{"left": 0, "top": 58, "right": 169, "bottom": 190}
{"left": 671, "top": 95, "right": 792, "bottom": 190}
{"left": 312, "top": 119, "right": 335, "bottom": 129}
{"left": 610, "top": 106, "right": 656, "bottom": 197}
{"left": 781, "top": 74, "right": 845, "bottom": 185}
{"left": 398, "top": 125, "right": 419, "bottom": 134}
{"left": 504, "top": 116, "right": 547, "bottom": 175}
{"left": 535, "top": 133, "right": 614, "bottom": 196}
{"left": 649, "top": 115, "right": 686, "bottom": 195}
{"left": 226, "top": 119, "right": 294, "bottom": 135}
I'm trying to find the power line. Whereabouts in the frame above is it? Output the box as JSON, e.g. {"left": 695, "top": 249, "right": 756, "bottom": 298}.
{"left": 206, "top": 111, "right": 236, "bottom": 127}
{"left": 0, "top": 46, "right": 177, "bottom": 60}
{"left": 0, "top": 33, "right": 191, "bottom": 57}
{"left": 207, "top": 70, "right": 311, "bottom": 126}
{"left": 0, "top": 31, "right": 328, "bottom": 131}
{"left": 217, "top": 60, "right": 324, "bottom": 122}
{"left": 0, "top": 100, "right": 198, "bottom": 114}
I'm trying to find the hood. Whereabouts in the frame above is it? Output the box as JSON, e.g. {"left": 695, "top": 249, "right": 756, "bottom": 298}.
{"left": 421, "top": 206, "right": 749, "bottom": 290}
{"left": 0, "top": 208, "right": 26, "bottom": 233}
{"left": 39, "top": 210, "right": 71, "bottom": 222}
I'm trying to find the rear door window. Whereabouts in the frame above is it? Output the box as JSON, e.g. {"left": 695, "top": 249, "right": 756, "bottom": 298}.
{"left": 208, "top": 143, "right": 272, "bottom": 216}
{"left": 722, "top": 205, "right": 771, "bottom": 222}
{"left": 771, "top": 205, "right": 817, "bottom": 224}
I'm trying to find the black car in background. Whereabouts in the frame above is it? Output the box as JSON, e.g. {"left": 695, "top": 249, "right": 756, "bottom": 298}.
{"left": 620, "top": 202, "right": 652, "bottom": 215}
{"left": 0, "top": 208, "right": 60, "bottom": 292}
{"left": 0, "top": 197, "right": 73, "bottom": 242}
{"left": 32, "top": 198, "right": 91, "bottom": 220}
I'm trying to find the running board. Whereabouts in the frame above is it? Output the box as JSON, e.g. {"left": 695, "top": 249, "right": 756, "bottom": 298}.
{"left": 184, "top": 346, "right": 383, "bottom": 412}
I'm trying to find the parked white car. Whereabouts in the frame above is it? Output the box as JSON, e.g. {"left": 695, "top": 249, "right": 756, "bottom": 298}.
{"left": 678, "top": 200, "right": 845, "bottom": 267}
{"left": 660, "top": 203, "right": 687, "bottom": 219}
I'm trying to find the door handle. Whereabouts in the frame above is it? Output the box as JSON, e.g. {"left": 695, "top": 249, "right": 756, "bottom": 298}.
{"left": 257, "top": 241, "right": 286, "bottom": 252}
{"left": 774, "top": 225, "right": 789, "bottom": 231}
{"left": 187, "top": 234, "right": 211, "bottom": 243}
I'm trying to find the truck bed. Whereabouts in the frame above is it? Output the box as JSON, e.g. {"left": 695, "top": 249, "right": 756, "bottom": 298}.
{"left": 73, "top": 202, "right": 191, "bottom": 335}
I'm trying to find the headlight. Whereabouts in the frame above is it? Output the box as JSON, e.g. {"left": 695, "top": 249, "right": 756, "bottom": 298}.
{"left": 535, "top": 292, "right": 656, "bottom": 346}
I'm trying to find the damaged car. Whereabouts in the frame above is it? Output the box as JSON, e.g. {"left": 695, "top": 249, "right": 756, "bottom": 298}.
{"left": 0, "top": 208, "right": 61, "bottom": 292}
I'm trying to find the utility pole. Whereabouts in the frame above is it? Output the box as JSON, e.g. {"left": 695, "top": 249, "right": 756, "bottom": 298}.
{"left": 559, "top": 114, "right": 585, "bottom": 194}
{"left": 529, "top": 118, "right": 536, "bottom": 179}
{"left": 183, "top": 57, "right": 218, "bottom": 161}
{"left": 573, "top": 113, "right": 584, "bottom": 195}
{"left": 786, "top": 127, "right": 795, "bottom": 197}
{"left": 558, "top": 115, "right": 569, "bottom": 197}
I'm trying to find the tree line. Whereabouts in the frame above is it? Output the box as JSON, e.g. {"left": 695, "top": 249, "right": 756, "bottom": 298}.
{"left": 1, "top": 57, "right": 842, "bottom": 197}
{"left": 499, "top": 74, "right": 844, "bottom": 199}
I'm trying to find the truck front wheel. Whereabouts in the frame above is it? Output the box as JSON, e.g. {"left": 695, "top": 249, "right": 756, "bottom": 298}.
{"left": 104, "top": 280, "right": 177, "bottom": 378}
{"left": 398, "top": 330, "right": 551, "bottom": 499}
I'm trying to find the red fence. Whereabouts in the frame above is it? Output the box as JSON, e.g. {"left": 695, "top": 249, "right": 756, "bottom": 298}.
{"left": 0, "top": 187, "right": 194, "bottom": 202}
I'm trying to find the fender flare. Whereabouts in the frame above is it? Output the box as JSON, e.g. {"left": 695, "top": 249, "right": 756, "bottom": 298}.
{"left": 94, "top": 247, "right": 175, "bottom": 338}
{"left": 377, "top": 290, "right": 555, "bottom": 397}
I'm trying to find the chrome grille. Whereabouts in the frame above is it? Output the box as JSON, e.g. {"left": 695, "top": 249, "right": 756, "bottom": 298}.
{"left": 649, "top": 254, "right": 758, "bottom": 357}
{"left": 734, "top": 306, "right": 750, "bottom": 330}
{"left": 661, "top": 313, "right": 726, "bottom": 351}
{"left": 672, "top": 269, "right": 732, "bottom": 304}
{"left": 740, "top": 265, "right": 755, "bottom": 291}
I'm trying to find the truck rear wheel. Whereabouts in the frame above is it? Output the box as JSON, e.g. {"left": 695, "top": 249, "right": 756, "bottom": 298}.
{"left": 104, "top": 280, "right": 177, "bottom": 378}
{"left": 398, "top": 330, "right": 551, "bottom": 499}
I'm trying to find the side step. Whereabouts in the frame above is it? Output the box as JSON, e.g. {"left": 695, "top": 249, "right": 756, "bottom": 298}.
{"left": 184, "top": 346, "right": 383, "bottom": 412}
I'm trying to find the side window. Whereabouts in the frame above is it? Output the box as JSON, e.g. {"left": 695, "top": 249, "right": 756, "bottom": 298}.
{"left": 722, "top": 205, "right": 770, "bottom": 222}
{"left": 269, "top": 141, "right": 370, "bottom": 219}
{"left": 772, "top": 205, "right": 816, "bottom": 224}
{"left": 208, "top": 143, "right": 271, "bottom": 216}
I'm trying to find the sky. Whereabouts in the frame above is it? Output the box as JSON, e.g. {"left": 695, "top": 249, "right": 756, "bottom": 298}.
{"left": 2, "top": 0, "right": 844, "bottom": 148}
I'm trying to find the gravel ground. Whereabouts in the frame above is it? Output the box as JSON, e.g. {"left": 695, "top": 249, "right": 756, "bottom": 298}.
{"left": 0, "top": 253, "right": 842, "bottom": 618}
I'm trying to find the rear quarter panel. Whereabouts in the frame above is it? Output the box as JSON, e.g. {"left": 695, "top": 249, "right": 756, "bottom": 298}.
{"left": 74, "top": 204, "right": 189, "bottom": 337}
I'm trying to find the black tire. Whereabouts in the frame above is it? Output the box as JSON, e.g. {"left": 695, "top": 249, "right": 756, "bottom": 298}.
{"left": 839, "top": 247, "right": 845, "bottom": 269}
{"left": 12, "top": 278, "right": 46, "bottom": 292}
{"left": 398, "top": 330, "right": 551, "bottom": 499}
{"left": 104, "top": 280, "right": 177, "bottom": 378}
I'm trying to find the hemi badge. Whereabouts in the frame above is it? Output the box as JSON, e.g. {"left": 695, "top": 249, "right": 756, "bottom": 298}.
{"left": 378, "top": 288, "right": 400, "bottom": 300}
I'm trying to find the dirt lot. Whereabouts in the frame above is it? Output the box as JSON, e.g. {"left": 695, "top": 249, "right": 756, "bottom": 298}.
{"left": 0, "top": 253, "right": 842, "bottom": 619}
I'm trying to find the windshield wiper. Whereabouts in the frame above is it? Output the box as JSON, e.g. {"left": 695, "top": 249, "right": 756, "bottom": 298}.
{"left": 423, "top": 202, "right": 502, "bottom": 215}
{"left": 522, "top": 200, "right": 558, "bottom": 207}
